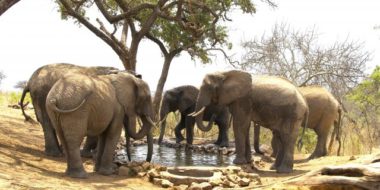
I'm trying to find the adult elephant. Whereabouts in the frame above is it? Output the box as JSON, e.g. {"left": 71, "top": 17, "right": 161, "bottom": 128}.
{"left": 191, "top": 70, "right": 308, "bottom": 173}
{"left": 19, "top": 63, "right": 123, "bottom": 157}
{"left": 157, "top": 85, "right": 230, "bottom": 147}
{"left": 254, "top": 86, "right": 342, "bottom": 159}
{"left": 46, "top": 71, "right": 154, "bottom": 178}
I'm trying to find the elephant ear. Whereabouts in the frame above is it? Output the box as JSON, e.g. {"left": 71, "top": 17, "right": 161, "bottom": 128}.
{"left": 132, "top": 77, "right": 153, "bottom": 116}
{"left": 178, "top": 90, "right": 196, "bottom": 112}
{"left": 217, "top": 70, "right": 252, "bottom": 105}
{"left": 110, "top": 73, "right": 136, "bottom": 115}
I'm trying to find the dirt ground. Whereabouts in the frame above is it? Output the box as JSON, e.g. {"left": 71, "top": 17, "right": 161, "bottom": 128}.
{"left": 0, "top": 105, "right": 375, "bottom": 189}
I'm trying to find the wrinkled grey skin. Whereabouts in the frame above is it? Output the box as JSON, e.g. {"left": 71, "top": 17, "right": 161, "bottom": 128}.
{"left": 254, "top": 86, "right": 342, "bottom": 159}
{"left": 20, "top": 63, "right": 121, "bottom": 157}
{"left": 46, "top": 72, "right": 154, "bottom": 178}
{"left": 193, "top": 70, "right": 308, "bottom": 173}
{"left": 158, "top": 85, "right": 230, "bottom": 147}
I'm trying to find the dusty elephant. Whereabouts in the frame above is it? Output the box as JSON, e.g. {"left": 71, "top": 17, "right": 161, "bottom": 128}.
{"left": 46, "top": 71, "right": 154, "bottom": 178}
{"left": 157, "top": 85, "right": 230, "bottom": 147}
{"left": 254, "top": 85, "right": 342, "bottom": 159}
{"left": 19, "top": 63, "right": 125, "bottom": 157}
{"left": 192, "top": 70, "right": 308, "bottom": 173}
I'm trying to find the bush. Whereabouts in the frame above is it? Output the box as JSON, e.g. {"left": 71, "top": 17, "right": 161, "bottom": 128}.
{"left": 0, "top": 91, "right": 32, "bottom": 106}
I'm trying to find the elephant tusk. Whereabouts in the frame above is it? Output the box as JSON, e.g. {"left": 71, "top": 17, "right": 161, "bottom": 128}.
{"left": 188, "top": 107, "right": 205, "bottom": 117}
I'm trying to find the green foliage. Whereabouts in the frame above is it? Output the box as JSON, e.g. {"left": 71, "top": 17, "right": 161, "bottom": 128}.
{"left": 0, "top": 91, "right": 32, "bottom": 106}
{"left": 348, "top": 66, "right": 380, "bottom": 108}
{"left": 298, "top": 129, "right": 317, "bottom": 154}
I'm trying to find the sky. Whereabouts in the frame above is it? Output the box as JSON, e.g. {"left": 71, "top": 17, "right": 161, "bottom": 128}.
{"left": 0, "top": 0, "right": 379, "bottom": 92}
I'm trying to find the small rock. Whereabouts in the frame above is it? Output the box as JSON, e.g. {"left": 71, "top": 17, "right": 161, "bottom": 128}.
{"left": 199, "top": 182, "right": 212, "bottom": 190}
{"left": 349, "top": 156, "right": 356, "bottom": 161}
{"left": 161, "top": 179, "right": 174, "bottom": 188}
{"left": 132, "top": 166, "right": 144, "bottom": 173}
{"left": 137, "top": 172, "right": 146, "bottom": 177}
{"left": 246, "top": 173, "right": 260, "bottom": 180}
{"left": 142, "top": 162, "right": 151, "bottom": 170}
{"left": 220, "top": 147, "right": 228, "bottom": 155}
{"left": 153, "top": 178, "right": 163, "bottom": 186}
{"left": 147, "top": 169, "right": 160, "bottom": 179}
{"left": 118, "top": 166, "right": 134, "bottom": 177}
{"left": 209, "top": 177, "right": 222, "bottom": 186}
{"left": 238, "top": 177, "right": 250, "bottom": 187}
{"left": 188, "top": 182, "right": 202, "bottom": 190}
{"left": 222, "top": 180, "right": 234, "bottom": 188}
{"left": 170, "top": 185, "right": 188, "bottom": 190}
{"left": 226, "top": 174, "right": 239, "bottom": 183}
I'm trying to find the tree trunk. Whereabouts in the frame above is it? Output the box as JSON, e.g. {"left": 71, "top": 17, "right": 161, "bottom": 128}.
{"left": 152, "top": 54, "right": 174, "bottom": 121}
{"left": 0, "top": 0, "right": 20, "bottom": 16}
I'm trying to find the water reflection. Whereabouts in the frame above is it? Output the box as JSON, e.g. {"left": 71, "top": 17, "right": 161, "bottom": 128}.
{"left": 123, "top": 144, "right": 234, "bottom": 167}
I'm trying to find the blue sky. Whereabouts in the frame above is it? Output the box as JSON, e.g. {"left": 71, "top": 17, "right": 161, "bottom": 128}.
{"left": 0, "top": 0, "right": 379, "bottom": 91}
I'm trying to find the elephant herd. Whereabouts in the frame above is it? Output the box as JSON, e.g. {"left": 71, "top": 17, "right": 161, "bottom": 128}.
{"left": 19, "top": 63, "right": 342, "bottom": 178}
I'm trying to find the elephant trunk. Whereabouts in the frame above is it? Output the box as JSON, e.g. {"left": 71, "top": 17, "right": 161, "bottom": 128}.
{"left": 146, "top": 132, "right": 153, "bottom": 162}
{"left": 193, "top": 107, "right": 215, "bottom": 132}
{"left": 125, "top": 114, "right": 153, "bottom": 140}
{"left": 158, "top": 119, "right": 167, "bottom": 144}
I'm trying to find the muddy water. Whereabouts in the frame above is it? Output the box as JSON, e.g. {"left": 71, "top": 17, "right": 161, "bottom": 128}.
{"left": 118, "top": 144, "right": 234, "bottom": 167}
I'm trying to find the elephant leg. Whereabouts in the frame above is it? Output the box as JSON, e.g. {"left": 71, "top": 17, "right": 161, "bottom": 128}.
{"left": 60, "top": 118, "right": 87, "bottom": 178}
{"left": 271, "top": 131, "right": 280, "bottom": 157}
{"left": 230, "top": 101, "right": 251, "bottom": 165}
{"left": 94, "top": 134, "right": 105, "bottom": 172}
{"left": 81, "top": 136, "right": 97, "bottom": 158}
{"left": 185, "top": 116, "right": 195, "bottom": 145}
{"left": 97, "top": 119, "right": 122, "bottom": 176}
{"left": 214, "top": 120, "right": 229, "bottom": 147}
{"left": 253, "top": 123, "right": 264, "bottom": 154}
{"left": 276, "top": 120, "right": 301, "bottom": 173}
{"left": 270, "top": 130, "right": 283, "bottom": 170}
{"left": 245, "top": 126, "right": 252, "bottom": 163}
{"left": 174, "top": 116, "right": 186, "bottom": 143}
{"left": 309, "top": 124, "right": 330, "bottom": 159}
{"left": 39, "top": 104, "right": 62, "bottom": 157}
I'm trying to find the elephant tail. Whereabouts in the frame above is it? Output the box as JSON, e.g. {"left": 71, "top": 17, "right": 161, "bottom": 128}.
{"left": 335, "top": 106, "right": 343, "bottom": 156}
{"left": 297, "top": 109, "right": 309, "bottom": 152}
{"left": 48, "top": 95, "right": 89, "bottom": 114}
{"left": 19, "top": 83, "right": 37, "bottom": 124}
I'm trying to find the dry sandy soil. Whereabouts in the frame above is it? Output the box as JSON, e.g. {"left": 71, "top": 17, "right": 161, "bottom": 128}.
{"left": 0, "top": 105, "right": 375, "bottom": 189}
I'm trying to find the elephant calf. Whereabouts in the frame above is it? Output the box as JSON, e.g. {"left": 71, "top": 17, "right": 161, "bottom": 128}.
{"left": 254, "top": 85, "right": 342, "bottom": 159}
{"left": 158, "top": 85, "right": 230, "bottom": 147}
{"left": 46, "top": 72, "right": 154, "bottom": 178}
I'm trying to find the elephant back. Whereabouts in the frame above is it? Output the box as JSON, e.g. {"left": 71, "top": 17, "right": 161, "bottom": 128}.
{"left": 47, "top": 73, "right": 95, "bottom": 111}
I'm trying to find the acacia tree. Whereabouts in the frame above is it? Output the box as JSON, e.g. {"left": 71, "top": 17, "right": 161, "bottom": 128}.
{"left": 57, "top": 0, "right": 276, "bottom": 117}
{"left": 347, "top": 66, "right": 380, "bottom": 152}
{"left": 0, "top": 0, "right": 20, "bottom": 16}
{"left": 239, "top": 22, "right": 370, "bottom": 99}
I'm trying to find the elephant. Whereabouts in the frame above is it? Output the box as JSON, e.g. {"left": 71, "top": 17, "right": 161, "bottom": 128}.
{"left": 254, "top": 85, "right": 342, "bottom": 159}
{"left": 191, "top": 70, "right": 308, "bottom": 173}
{"left": 45, "top": 71, "right": 154, "bottom": 178}
{"left": 19, "top": 63, "right": 130, "bottom": 157}
{"left": 157, "top": 85, "right": 230, "bottom": 147}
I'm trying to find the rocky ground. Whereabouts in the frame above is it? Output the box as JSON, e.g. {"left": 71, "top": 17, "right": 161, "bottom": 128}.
{"left": 0, "top": 105, "right": 378, "bottom": 189}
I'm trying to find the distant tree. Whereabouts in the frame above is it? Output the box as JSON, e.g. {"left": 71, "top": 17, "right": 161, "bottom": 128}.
{"left": 0, "top": 71, "right": 5, "bottom": 88}
{"left": 0, "top": 0, "right": 20, "bottom": 16}
{"left": 238, "top": 22, "right": 370, "bottom": 99}
{"left": 56, "top": 0, "right": 276, "bottom": 118}
{"left": 14, "top": 80, "right": 27, "bottom": 90}
{"left": 347, "top": 66, "right": 380, "bottom": 152}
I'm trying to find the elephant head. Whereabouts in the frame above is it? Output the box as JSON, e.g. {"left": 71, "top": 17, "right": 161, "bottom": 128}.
{"left": 111, "top": 72, "right": 154, "bottom": 140}
{"left": 192, "top": 70, "right": 252, "bottom": 131}
{"left": 158, "top": 85, "right": 198, "bottom": 143}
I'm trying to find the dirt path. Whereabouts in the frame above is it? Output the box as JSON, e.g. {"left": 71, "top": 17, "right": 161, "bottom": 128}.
{"left": 0, "top": 105, "right": 374, "bottom": 189}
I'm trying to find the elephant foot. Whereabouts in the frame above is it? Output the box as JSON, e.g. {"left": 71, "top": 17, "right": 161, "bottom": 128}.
{"left": 276, "top": 165, "right": 293, "bottom": 173}
{"left": 176, "top": 136, "right": 185, "bottom": 144}
{"left": 66, "top": 168, "right": 88, "bottom": 178}
{"left": 217, "top": 141, "right": 229, "bottom": 148}
{"left": 233, "top": 157, "right": 248, "bottom": 165}
{"left": 269, "top": 163, "right": 278, "bottom": 170}
{"left": 45, "top": 148, "right": 63, "bottom": 157}
{"left": 98, "top": 166, "right": 116, "bottom": 176}
{"left": 308, "top": 152, "right": 325, "bottom": 160}
{"left": 80, "top": 149, "right": 93, "bottom": 158}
